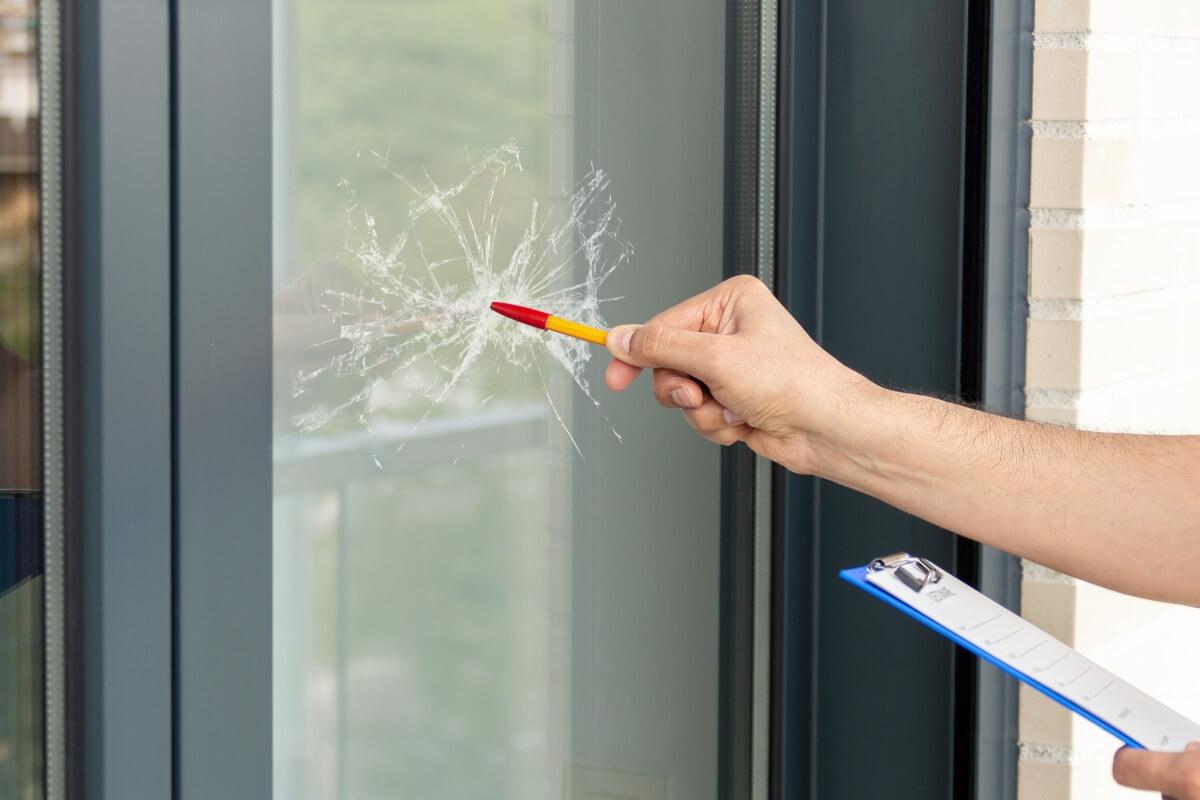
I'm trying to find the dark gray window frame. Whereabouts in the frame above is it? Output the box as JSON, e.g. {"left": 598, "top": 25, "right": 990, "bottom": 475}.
{"left": 172, "top": 0, "right": 273, "bottom": 797}
{"left": 69, "top": 0, "right": 174, "bottom": 797}
{"left": 771, "top": 0, "right": 1031, "bottom": 797}
{"left": 68, "top": 0, "right": 274, "bottom": 797}
{"left": 970, "top": 0, "right": 1034, "bottom": 797}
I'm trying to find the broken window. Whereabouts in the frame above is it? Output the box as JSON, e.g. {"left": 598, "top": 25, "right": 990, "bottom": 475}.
{"left": 272, "top": 2, "right": 727, "bottom": 797}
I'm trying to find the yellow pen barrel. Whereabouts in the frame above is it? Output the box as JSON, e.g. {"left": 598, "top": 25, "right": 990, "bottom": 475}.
{"left": 545, "top": 315, "right": 608, "bottom": 347}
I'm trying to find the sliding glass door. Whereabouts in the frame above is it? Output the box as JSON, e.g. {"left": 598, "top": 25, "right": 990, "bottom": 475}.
{"left": 271, "top": 2, "right": 728, "bottom": 797}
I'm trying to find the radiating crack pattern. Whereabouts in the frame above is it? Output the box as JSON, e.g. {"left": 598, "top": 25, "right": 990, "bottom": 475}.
{"left": 291, "top": 142, "right": 632, "bottom": 456}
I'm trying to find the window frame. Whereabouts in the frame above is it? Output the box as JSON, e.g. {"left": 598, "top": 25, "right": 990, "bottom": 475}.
{"left": 65, "top": 0, "right": 777, "bottom": 797}
{"left": 66, "top": 0, "right": 174, "bottom": 797}
{"left": 770, "top": 0, "right": 1031, "bottom": 797}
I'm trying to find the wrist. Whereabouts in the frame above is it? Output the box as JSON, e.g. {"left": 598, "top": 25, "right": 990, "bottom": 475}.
{"left": 799, "top": 375, "right": 899, "bottom": 483}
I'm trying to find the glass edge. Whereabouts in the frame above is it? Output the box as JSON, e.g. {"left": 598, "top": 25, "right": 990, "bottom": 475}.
{"left": 752, "top": 0, "right": 779, "bottom": 798}
{"left": 39, "top": 0, "right": 66, "bottom": 797}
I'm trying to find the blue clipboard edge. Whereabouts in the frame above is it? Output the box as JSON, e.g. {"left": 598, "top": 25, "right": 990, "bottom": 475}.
{"left": 840, "top": 565, "right": 1144, "bottom": 750}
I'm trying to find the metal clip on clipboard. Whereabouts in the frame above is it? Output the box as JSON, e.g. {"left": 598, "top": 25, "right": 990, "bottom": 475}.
{"left": 845, "top": 552, "right": 1200, "bottom": 751}
{"left": 868, "top": 552, "right": 943, "bottom": 593}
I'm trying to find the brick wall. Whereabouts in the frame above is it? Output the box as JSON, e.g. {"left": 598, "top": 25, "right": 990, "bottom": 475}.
{"left": 1021, "top": 0, "right": 1200, "bottom": 796}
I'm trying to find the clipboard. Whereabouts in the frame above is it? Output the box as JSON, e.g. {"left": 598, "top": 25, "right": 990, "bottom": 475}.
{"left": 841, "top": 553, "right": 1200, "bottom": 752}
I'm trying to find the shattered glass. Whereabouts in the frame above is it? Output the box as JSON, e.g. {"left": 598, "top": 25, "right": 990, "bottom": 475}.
{"left": 291, "top": 142, "right": 630, "bottom": 456}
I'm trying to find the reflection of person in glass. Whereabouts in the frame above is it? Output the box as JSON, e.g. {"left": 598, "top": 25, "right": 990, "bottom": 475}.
{"left": 605, "top": 275, "right": 1200, "bottom": 799}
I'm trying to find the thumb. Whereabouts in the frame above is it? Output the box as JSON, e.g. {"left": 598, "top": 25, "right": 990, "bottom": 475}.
{"left": 1112, "top": 747, "right": 1191, "bottom": 796}
{"left": 607, "top": 324, "right": 723, "bottom": 382}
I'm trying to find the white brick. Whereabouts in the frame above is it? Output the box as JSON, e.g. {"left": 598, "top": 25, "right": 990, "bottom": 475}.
{"left": 1025, "top": 403, "right": 1081, "bottom": 426}
{"left": 1028, "top": 305, "right": 1185, "bottom": 390}
{"left": 1089, "top": 0, "right": 1200, "bottom": 39}
{"left": 1031, "top": 138, "right": 1088, "bottom": 208}
{"left": 1070, "top": 582, "right": 1177, "bottom": 653}
{"left": 1138, "top": 51, "right": 1200, "bottom": 120}
{"left": 1018, "top": 758, "right": 1073, "bottom": 799}
{"left": 1032, "top": 135, "right": 1200, "bottom": 210}
{"left": 1086, "top": 605, "right": 1200, "bottom": 708}
{"left": 1072, "top": 369, "right": 1200, "bottom": 433}
{"left": 1140, "top": 133, "right": 1200, "bottom": 206}
{"left": 1021, "top": 684, "right": 1076, "bottom": 745}
{"left": 1033, "top": 48, "right": 1140, "bottom": 121}
{"left": 1024, "top": 6, "right": 1200, "bottom": 799}
{"left": 1029, "top": 225, "right": 1195, "bottom": 300}
{"left": 1029, "top": 138, "right": 1134, "bottom": 209}
{"left": 1029, "top": 229, "right": 1086, "bottom": 297}
{"left": 1035, "top": 0, "right": 1091, "bottom": 34}
{"left": 1022, "top": 580, "right": 1077, "bottom": 643}
{"left": 1034, "top": 47, "right": 1200, "bottom": 122}
{"left": 1090, "top": 224, "right": 1198, "bottom": 296}
{"left": 1033, "top": 48, "right": 1091, "bottom": 120}
{"left": 1185, "top": 309, "right": 1200, "bottom": 366}
{"left": 1037, "top": 0, "right": 1200, "bottom": 38}
{"left": 1179, "top": 226, "right": 1200, "bottom": 285}
{"left": 1027, "top": 318, "right": 1084, "bottom": 388}
{"left": 1077, "top": 307, "right": 1181, "bottom": 387}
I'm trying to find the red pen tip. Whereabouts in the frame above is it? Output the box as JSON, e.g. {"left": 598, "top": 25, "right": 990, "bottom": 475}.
{"left": 490, "top": 301, "right": 550, "bottom": 330}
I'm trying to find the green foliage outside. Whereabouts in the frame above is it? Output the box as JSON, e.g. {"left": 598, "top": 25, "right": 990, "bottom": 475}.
{"left": 290, "top": 0, "right": 549, "bottom": 269}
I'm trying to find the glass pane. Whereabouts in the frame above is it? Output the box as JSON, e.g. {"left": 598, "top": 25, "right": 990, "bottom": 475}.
{"left": 272, "top": 2, "right": 725, "bottom": 798}
{"left": 0, "top": 0, "right": 43, "bottom": 795}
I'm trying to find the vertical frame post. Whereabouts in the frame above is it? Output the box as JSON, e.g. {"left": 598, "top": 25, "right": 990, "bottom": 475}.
{"left": 970, "top": 0, "right": 1033, "bottom": 797}
{"left": 173, "top": 0, "right": 273, "bottom": 796}
{"left": 71, "top": 0, "right": 174, "bottom": 796}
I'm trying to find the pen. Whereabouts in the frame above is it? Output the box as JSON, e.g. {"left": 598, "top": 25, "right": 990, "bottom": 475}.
{"left": 489, "top": 301, "right": 609, "bottom": 347}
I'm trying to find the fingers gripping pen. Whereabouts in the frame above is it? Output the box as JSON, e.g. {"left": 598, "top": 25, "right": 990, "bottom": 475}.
{"left": 489, "top": 301, "right": 609, "bottom": 347}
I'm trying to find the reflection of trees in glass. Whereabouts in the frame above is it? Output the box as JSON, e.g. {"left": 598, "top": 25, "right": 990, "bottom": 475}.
{"left": 291, "top": 0, "right": 549, "bottom": 267}
{"left": 285, "top": 0, "right": 564, "bottom": 435}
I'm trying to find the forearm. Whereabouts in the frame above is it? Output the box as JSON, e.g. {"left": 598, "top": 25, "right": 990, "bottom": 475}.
{"left": 812, "top": 383, "right": 1200, "bottom": 605}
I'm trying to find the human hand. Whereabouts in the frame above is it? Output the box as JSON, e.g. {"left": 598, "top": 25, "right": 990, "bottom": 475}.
{"left": 604, "top": 275, "right": 874, "bottom": 474}
{"left": 1113, "top": 743, "right": 1200, "bottom": 799}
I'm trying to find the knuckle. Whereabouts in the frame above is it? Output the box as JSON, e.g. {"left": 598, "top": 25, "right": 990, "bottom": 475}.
{"left": 727, "top": 273, "right": 764, "bottom": 291}
{"left": 694, "top": 410, "right": 725, "bottom": 433}
{"left": 715, "top": 429, "right": 741, "bottom": 446}
{"left": 637, "top": 325, "right": 671, "bottom": 361}
{"left": 702, "top": 331, "right": 726, "bottom": 357}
